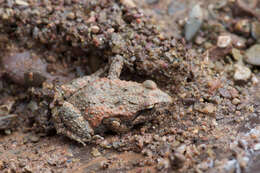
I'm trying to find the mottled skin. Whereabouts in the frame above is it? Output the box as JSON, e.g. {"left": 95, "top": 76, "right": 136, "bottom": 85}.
{"left": 51, "top": 55, "right": 172, "bottom": 145}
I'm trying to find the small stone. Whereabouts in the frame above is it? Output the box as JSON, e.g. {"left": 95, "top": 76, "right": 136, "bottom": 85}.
{"left": 223, "top": 160, "right": 237, "bottom": 173}
{"left": 170, "top": 152, "right": 186, "bottom": 169}
{"left": 231, "top": 48, "right": 243, "bottom": 61}
{"left": 146, "top": 0, "right": 158, "bottom": 4}
{"left": 200, "top": 104, "right": 216, "bottom": 114}
{"left": 23, "top": 165, "right": 33, "bottom": 173}
{"left": 233, "top": 64, "right": 251, "bottom": 81}
{"left": 251, "top": 21, "right": 260, "bottom": 41}
{"left": 120, "top": 0, "right": 136, "bottom": 8}
{"left": 245, "top": 44, "right": 260, "bottom": 66}
{"left": 229, "top": 88, "right": 239, "bottom": 98}
{"left": 90, "top": 25, "right": 100, "bottom": 34}
{"left": 28, "top": 134, "right": 40, "bottom": 143}
{"left": 15, "top": 0, "right": 29, "bottom": 6}
{"left": 91, "top": 148, "right": 101, "bottom": 157}
{"left": 234, "top": 19, "right": 250, "bottom": 36}
{"left": 0, "top": 114, "right": 18, "bottom": 130}
{"left": 2, "top": 51, "right": 49, "bottom": 86}
{"left": 253, "top": 143, "right": 260, "bottom": 150}
{"left": 107, "top": 28, "right": 115, "bottom": 33}
{"left": 204, "top": 42, "right": 213, "bottom": 49}
{"left": 197, "top": 158, "right": 213, "bottom": 171}
{"left": 27, "top": 101, "right": 38, "bottom": 112}
{"left": 237, "top": 156, "right": 249, "bottom": 169}
{"left": 143, "top": 80, "right": 157, "bottom": 90}
{"left": 4, "top": 129, "right": 11, "bottom": 135}
{"left": 195, "top": 36, "right": 205, "bottom": 45}
{"left": 217, "top": 35, "right": 232, "bottom": 48}
{"left": 0, "top": 98, "right": 15, "bottom": 116}
{"left": 0, "top": 160, "right": 4, "bottom": 169}
{"left": 100, "top": 160, "right": 109, "bottom": 169}
{"left": 232, "top": 98, "right": 240, "bottom": 105}
{"left": 175, "top": 145, "right": 186, "bottom": 154}
{"left": 238, "top": 139, "right": 248, "bottom": 149}
{"left": 219, "top": 88, "right": 231, "bottom": 99}
{"left": 157, "top": 158, "right": 170, "bottom": 170}
{"left": 185, "top": 4, "right": 204, "bottom": 41}
{"left": 252, "top": 75, "right": 259, "bottom": 84}
{"left": 67, "top": 12, "right": 75, "bottom": 20}
{"left": 231, "top": 34, "right": 246, "bottom": 48}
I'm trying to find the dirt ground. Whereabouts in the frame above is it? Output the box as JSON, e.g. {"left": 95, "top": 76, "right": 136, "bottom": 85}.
{"left": 0, "top": 0, "right": 260, "bottom": 172}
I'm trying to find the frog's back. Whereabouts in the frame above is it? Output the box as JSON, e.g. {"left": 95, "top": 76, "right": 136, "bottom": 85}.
{"left": 69, "top": 78, "right": 145, "bottom": 110}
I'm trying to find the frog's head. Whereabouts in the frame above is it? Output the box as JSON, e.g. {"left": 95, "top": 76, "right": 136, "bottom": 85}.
{"left": 142, "top": 80, "right": 172, "bottom": 109}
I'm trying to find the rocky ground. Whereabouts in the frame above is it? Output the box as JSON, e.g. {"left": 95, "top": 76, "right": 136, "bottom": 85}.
{"left": 0, "top": 0, "right": 259, "bottom": 172}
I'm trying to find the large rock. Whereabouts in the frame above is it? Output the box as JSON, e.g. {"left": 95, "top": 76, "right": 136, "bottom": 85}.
{"left": 245, "top": 44, "right": 260, "bottom": 66}
{"left": 185, "top": 4, "right": 203, "bottom": 41}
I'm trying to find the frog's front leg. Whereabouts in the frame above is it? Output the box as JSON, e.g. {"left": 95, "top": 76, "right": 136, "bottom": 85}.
{"left": 52, "top": 101, "right": 94, "bottom": 145}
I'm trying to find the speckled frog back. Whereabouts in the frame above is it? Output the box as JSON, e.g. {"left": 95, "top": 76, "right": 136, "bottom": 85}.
{"left": 68, "top": 78, "right": 171, "bottom": 127}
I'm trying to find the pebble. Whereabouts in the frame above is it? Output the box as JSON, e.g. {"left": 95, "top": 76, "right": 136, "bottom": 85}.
{"left": 251, "top": 21, "right": 260, "bottom": 41}
{"left": 231, "top": 48, "right": 243, "bottom": 61}
{"left": 219, "top": 88, "right": 231, "bottom": 99}
{"left": 201, "top": 104, "right": 216, "bottom": 114}
{"left": 195, "top": 36, "right": 205, "bottom": 45}
{"left": 15, "top": 0, "right": 29, "bottom": 6}
{"left": 146, "top": 0, "right": 158, "bottom": 4}
{"left": 229, "top": 87, "right": 239, "bottom": 98}
{"left": 90, "top": 25, "right": 100, "bottom": 34}
{"left": 157, "top": 158, "right": 170, "bottom": 170}
{"left": 120, "top": 0, "right": 136, "bottom": 8}
{"left": 234, "top": 19, "right": 250, "bottom": 36}
{"left": 91, "top": 148, "right": 101, "bottom": 157}
{"left": 197, "top": 158, "right": 214, "bottom": 171}
{"left": 217, "top": 35, "right": 232, "bottom": 48}
{"left": 0, "top": 160, "right": 4, "bottom": 169}
{"left": 233, "top": 64, "right": 252, "bottom": 81}
{"left": 67, "top": 12, "right": 75, "bottom": 20}
{"left": 1, "top": 51, "right": 48, "bottom": 86}
{"left": 237, "top": 156, "right": 249, "bottom": 169}
{"left": 185, "top": 4, "right": 203, "bottom": 41}
{"left": 169, "top": 152, "right": 186, "bottom": 169}
{"left": 238, "top": 139, "right": 248, "bottom": 149}
{"left": 253, "top": 143, "right": 260, "bottom": 150}
{"left": 223, "top": 159, "right": 237, "bottom": 173}
{"left": 245, "top": 44, "right": 260, "bottom": 66}
{"left": 4, "top": 129, "right": 11, "bottom": 135}
{"left": 0, "top": 114, "right": 18, "bottom": 130}
{"left": 251, "top": 75, "right": 259, "bottom": 84}
{"left": 231, "top": 34, "right": 246, "bottom": 48}
{"left": 0, "top": 98, "right": 15, "bottom": 116}
{"left": 28, "top": 134, "right": 40, "bottom": 143}
{"left": 232, "top": 98, "right": 240, "bottom": 105}
{"left": 23, "top": 165, "right": 33, "bottom": 173}
{"left": 143, "top": 80, "right": 157, "bottom": 90}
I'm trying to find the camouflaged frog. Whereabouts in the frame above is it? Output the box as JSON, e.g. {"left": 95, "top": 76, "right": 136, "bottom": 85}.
{"left": 51, "top": 55, "right": 172, "bottom": 145}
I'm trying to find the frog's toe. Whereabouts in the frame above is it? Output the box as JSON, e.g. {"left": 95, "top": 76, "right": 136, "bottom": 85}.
{"left": 60, "top": 129, "right": 89, "bottom": 146}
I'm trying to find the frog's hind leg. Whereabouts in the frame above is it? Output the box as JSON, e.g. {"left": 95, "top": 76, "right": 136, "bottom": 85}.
{"left": 52, "top": 101, "right": 94, "bottom": 145}
{"left": 108, "top": 55, "right": 124, "bottom": 79}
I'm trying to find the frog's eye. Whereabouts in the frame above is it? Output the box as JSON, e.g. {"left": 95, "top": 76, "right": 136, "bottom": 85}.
{"left": 142, "top": 80, "right": 157, "bottom": 90}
